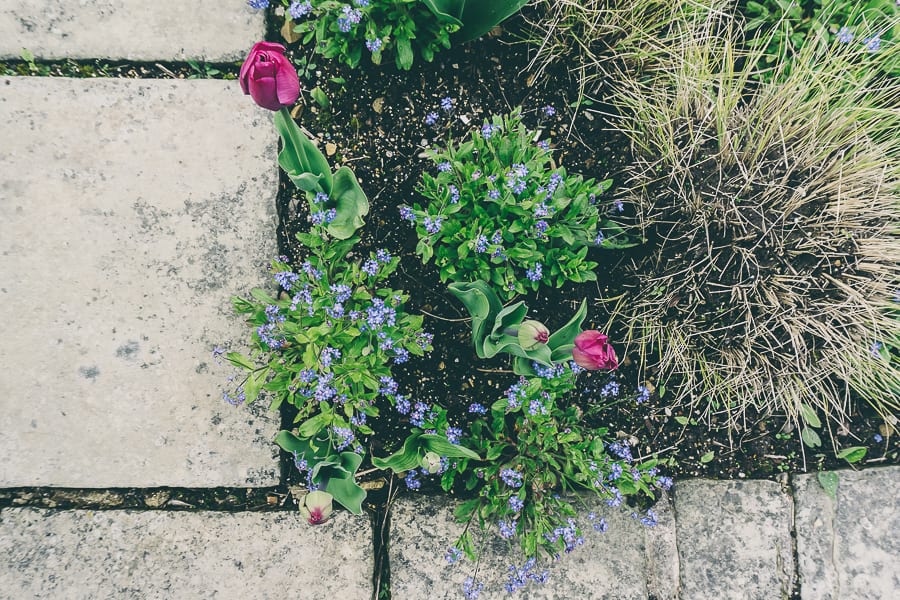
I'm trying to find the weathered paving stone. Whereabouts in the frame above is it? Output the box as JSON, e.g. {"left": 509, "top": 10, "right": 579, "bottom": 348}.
{"left": 389, "top": 494, "right": 678, "bottom": 599}
{"left": 793, "top": 467, "right": 900, "bottom": 600}
{"left": 0, "top": 1, "right": 263, "bottom": 62}
{"left": 0, "top": 508, "right": 373, "bottom": 599}
{"left": 674, "top": 479, "right": 795, "bottom": 600}
{"left": 0, "top": 77, "right": 279, "bottom": 487}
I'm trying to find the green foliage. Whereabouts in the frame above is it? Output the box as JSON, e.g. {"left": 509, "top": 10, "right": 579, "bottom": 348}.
{"left": 226, "top": 222, "right": 433, "bottom": 517}
{"left": 447, "top": 280, "right": 587, "bottom": 375}
{"left": 406, "top": 109, "right": 635, "bottom": 301}
{"left": 444, "top": 367, "right": 665, "bottom": 560}
{"left": 274, "top": 108, "right": 369, "bottom": 239}
{"left": 420, "top": 0, "right": 529, "bottom": 41}
{"left": 372, "top": 430, "right": 480, "bottom": 472}
{"left": 743, "top": 0, "right": 900, "bottom": 77}
{"left": 227, "top": 231, "right": 431, "bottom": 442}
{"left": 280, "top": 0, "right": 459, "bottom": 70}
{"left": 275, "top": 431, "right": 367, "bottom": 513}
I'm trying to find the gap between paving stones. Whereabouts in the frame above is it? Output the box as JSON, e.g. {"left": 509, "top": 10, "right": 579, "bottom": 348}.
{"left": 0, "top": 58, "right": 242, "bottom": 80}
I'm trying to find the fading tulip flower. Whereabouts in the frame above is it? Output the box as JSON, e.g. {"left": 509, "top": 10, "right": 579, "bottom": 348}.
{"left": 239, "top": 41, "right": 301, "bottom": 111}
{"left": 299, "top": 490, "right": 333, "bottom": 525}
{"left": 572, "top": 330, "right": 618, "bottom": 371}
{"left": 517, "top": 320, "right": 550, "bottom": 351}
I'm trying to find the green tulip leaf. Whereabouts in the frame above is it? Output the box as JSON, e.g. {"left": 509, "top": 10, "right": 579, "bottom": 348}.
{"left": 325, "top": 475, "right": 366, "bottom": 515}
{"left": 419, "top": 0, "right": 464, "bottom": 22}
{"left": 372, "top": 432, "right": 423, "bottom": 472}
{"left": 547, "top": 299, "right": 587, "bottom": 350}
{"left": 456, "top": 0, "right": 529, "bottom": 42}
{"left": 327, "top": 166, "right": 369, "bottom": 239}
{"left": 448, "top": 281, "right": 503, "bottom": 358}
{"left": 420, "top": 434, "right": 481, "bottom": 460}
{"left": 274, "top": 108, "right": 333, "bottom": 194}
{"left": 340, "top": 450, "right": 364, "bottom": 474}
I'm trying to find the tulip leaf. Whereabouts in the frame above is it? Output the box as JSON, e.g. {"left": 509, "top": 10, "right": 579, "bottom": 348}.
{"left": 419, "top": 0, "right": 464, "bottom": 22}
{"left": 372, "top": 432, "right": 423, "bottom": 472}
{"left": 274, "top": 107, "right": 333, "bottom": 194}
{"left": 340, "top": 450, "right": 364, "bottom": 474}
{"left": 489, "top": 302, "right": 528, "bottom": 340}
{"left": 325, "top": 475, "right": 366, "bottom": 515}
{"left": 547, "top": 299, "right": 587, "bottom": 349}
{"left": 420, "top": 434, "right": 481, "bottom": 460}
{"left": 456, "top": 0, "right": 529, "bottom": 42}
{"left": 327, "top": 166, "right": 370, "bottom": 240}
{"left": 448, "top": 281, "right": 503, "bottom": 358}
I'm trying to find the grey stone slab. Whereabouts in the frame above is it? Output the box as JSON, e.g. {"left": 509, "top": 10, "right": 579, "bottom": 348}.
{"left": 0, "top": 507, "right": 373, "bottom": 599}
{"left": 793, "top": 467, "right": 900, "bottom": 600}
{"left": 389, "top": 494, "right": 677, "bottom": 599}
{"left": 674, "top": 479, "right": 795, "bottom": 600}
{"left": 0, "top": 77, "right": 279, "bottom": 487}
{"left": 0, "top": 1, "right": 264, "bottom": 61}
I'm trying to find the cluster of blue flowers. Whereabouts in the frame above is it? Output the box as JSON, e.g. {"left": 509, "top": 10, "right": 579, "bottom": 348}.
{"left": 500, "top": 468, "right": 524, "bottom": 488}
{"left": 337, "top": 5, "right": 363, "bottom": 32}
{"left": 288, "top": 0, "right": 312, "bottom": 19}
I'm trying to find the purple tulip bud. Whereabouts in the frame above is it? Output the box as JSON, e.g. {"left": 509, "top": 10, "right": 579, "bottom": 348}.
{"left": 239, "top": 41, "right": 301, "bottom": 111}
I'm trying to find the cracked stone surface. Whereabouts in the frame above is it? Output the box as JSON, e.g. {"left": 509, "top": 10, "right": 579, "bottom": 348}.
{"left": 0, "top": 77, "right": 280, "bottom": 487}
{"left": 389, "top": 494, "right": 678, "bottom": 599}
{"left": 0, "top": 1, "right": 263, "bottom": 61}
{"left": 674, "top": 479, "right": 795, "bottom": 600}
{"left": 0, "top": 508, "right": 373, "bottom": 599}
{"left": 793, "top": 467, "right": 900, "bottom": 600}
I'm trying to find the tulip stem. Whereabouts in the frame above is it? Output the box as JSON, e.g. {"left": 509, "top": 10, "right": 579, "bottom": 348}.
{"left": 503, "top": 327, "right": 519, "bottom": 337}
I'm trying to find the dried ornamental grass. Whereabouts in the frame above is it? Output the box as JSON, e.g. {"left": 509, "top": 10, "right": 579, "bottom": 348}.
{"left": 609, "top": 20, "right": 900, "bottom": 431}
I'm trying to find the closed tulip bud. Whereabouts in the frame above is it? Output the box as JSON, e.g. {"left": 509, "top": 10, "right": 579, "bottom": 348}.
{"left": 299, "top": 490, "right": 333, "bottom": 525}
{"left": 421, "top": 451, "right": 442, "bottom": 474}
{"left": 518, "top": 320, "right": 550, "bottom": 351}
{"left": 239, "top": 42, "right": 301, "bottom": 111}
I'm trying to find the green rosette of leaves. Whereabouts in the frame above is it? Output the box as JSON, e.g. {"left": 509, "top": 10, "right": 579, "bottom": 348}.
{"left": 275, "top": 430, "right": 368, "bottom": 515}
{"left": 274, "top": 107, "right": 369, "bottom": 239}
{"left": 448, "top": 280, "right": 587, "bottom": 376}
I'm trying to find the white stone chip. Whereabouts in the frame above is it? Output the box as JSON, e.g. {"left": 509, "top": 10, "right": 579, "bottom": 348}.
{"left": 0, "top": 77, "right": 279, "bottom": 487}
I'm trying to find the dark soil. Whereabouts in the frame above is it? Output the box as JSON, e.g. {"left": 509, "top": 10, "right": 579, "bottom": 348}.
{"left": 271, "top": 12, "right": 898, "bottom": 503}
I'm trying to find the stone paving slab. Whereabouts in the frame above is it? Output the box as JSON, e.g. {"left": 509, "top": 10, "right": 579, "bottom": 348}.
{"left": 0, "top": 1, "right": 263, "bottom": 62}
{"left": 0, "top": 507, "right": 373, "bottom": 599}
{"left": 0, "top": 77, "right": 279, "bottom": 487}
{"left": 674, "top": 479, "right": 795, "bottom": 600}
{"left": 793, "top": 467, "right": 900, "bottom": 600}
{"left": 389, "top": 494, "right": 678, "bottom": 599}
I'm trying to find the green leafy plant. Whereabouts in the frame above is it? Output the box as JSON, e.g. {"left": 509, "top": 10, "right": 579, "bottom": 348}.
{"left": 224, "top": 226, "right": 433, "bottom": 513}
{"left": 403, "top": 109, "right": 636, "bottom": 301}
{"left": 447, "top": 280, "right": 587, "bottom": 376}
{"left": 279, "top": 0, "right": 459, "bottom": 70}
{"left": 276, "top": 430, "right": 368, "bottom": 513}
{"left": 274, "top": 108, "right": 370, "bottom": 239}
{"left": 443, "top": 365, "right": 668, "bottom": 560}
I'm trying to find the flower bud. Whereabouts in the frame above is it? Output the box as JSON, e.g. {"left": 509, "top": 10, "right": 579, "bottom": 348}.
{"left": 299, "top": 490, "right": 333, "bottom": 525}
{"left": 518, "top": 320, "right": 550, "bottom": 351}
{"left": 421, "top": 451, "right": 442, "bottom": 474}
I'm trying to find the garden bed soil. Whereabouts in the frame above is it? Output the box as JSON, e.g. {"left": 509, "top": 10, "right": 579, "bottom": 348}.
{"left": 272, "top": 14, "right": 898, "bottom": 506}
